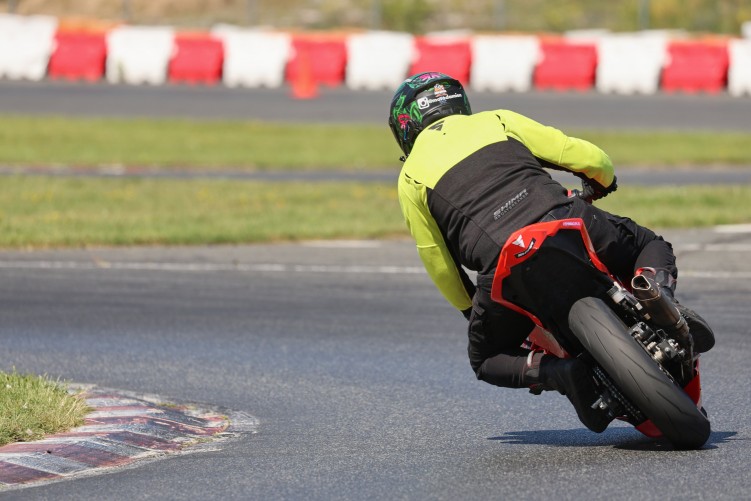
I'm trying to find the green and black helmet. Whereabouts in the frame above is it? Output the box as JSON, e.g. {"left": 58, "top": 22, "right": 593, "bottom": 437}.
{"left": 388, "top": 72, "right": 472, "bottom": 158}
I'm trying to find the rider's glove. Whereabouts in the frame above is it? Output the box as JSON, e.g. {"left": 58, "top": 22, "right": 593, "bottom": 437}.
{"left": 579, "top": 176, "right": 618, "bottom": 203}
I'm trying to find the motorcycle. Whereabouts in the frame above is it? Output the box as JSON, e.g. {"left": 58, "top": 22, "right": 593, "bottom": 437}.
{"left": 490, "top": 216, "right": 710, "bottom": 449}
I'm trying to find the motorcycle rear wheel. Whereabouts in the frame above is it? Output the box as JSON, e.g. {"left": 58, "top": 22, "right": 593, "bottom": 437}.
{"left": 568, "top": 296, "right": 711, "bottom": 449}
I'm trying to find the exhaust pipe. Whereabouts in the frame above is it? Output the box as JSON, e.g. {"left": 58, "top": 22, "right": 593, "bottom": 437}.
{"left": 631, "top": 274, "right": 690, "bottom": 342}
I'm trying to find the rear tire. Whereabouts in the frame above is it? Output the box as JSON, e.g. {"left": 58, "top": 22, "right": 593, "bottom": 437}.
{"left": 568, "top": 297, "right": 711, "bottom": 449}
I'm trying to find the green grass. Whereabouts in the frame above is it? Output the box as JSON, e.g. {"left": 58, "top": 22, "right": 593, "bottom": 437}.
{"left": 1, "top": 115, "right": 750, "bottom": 170}
{"left": 0, "top": 116, "right": 399, "bottom": 171}
{"left": 581, "top": 130, "right": 751, "bottom": 167}
{"left": 0, "top": 176, "right": 403, "bottom": 248}
{"left": 1, "top": 115, "right": 749, "bottom": 248}
{"left": 1, "top": 176, "right": 750, "bottom": 248}
{"left": 0, "top": 370, "right": 91, "bottom": 446}
{"left": 596, "top": 185, "right": 751, "bottom": 228}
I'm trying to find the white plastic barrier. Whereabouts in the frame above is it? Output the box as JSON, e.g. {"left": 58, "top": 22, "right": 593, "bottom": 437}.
{"left": 106, "top": 26, "right": 175, "bottom": 85}
{"left": 345, "top": 31, "right": 415, "bottom": 91}
{"left": 211, "top": 26, "right": 290, "bottom": 88}
{"left": 595, "top": 34, "right": 668, "bottom": 95}
{"left": 470, "top": 35, "right": 540, "bottom": 92}
{"left": 742, "top": 21, "right": 751, "bottom": 39}
{"left": 0, "top": 14, "right": 58, "bottom": 81}
{"left": 728, "top": 39, "right": 751, "bottom": 97}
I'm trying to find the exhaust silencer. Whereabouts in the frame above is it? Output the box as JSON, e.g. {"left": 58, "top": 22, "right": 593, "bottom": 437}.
{"left": 631, "top": 274, "right": 690, "bottom": 341}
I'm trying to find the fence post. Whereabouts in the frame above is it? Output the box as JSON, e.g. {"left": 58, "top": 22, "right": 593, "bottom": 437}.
{"left": 494, "top": 0, "right": 506, "bottom": 31}
{"left": 638, "top": 0, "right": 651, "bottom": 30}
{"left": 246, "top": 0, "right": 258, "bottom": 25}
{"left": 122, "top": 0, "right": 132, "bottom": 22}
{"left": 370, "top": 0, "right": 382, "bottom": 30}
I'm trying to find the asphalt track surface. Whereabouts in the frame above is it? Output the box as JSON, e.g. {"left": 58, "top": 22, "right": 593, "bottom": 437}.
{"left": 1, "top": 227, "right": 750, "bottom": 500}
{"left": 2, "top": 80, "right": 751, "bottom": 130}
{"left": 1, "top": 83, "right": 750, "bottom": 498}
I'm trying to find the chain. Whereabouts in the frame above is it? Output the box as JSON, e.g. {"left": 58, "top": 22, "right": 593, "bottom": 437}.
{"left": 592, "top": 365, "right": 646, "bottom": 423}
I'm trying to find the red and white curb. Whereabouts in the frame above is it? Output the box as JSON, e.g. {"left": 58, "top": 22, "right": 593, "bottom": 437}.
{"left": 0, "top": 385, "right": 257, "bottom": 489}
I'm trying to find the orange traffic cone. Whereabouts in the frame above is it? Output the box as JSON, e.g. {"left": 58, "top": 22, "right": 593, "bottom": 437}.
{"left": 291, "top": 49, "right": 319, "bottom": 100}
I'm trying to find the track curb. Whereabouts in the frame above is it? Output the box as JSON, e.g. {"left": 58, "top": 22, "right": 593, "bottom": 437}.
{"left": 0, "top": 385, "right": 256, "bottom": 489}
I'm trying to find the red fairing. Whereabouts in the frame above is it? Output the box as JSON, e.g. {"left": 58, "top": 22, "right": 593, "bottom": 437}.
{"left": 490, "top": 218, "right": 610, "bottom": 326}
{"left": 489, "top": 218, "right": 704, "bottom": 439}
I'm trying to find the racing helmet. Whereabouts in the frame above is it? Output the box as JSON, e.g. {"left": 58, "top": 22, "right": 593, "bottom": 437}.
{"left": 388, "top": 72, "right": 472, "bottom": 157}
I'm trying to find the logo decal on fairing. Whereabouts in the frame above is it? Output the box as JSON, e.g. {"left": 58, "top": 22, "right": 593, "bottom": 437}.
{"left": 512, "top": 235, "right": 525, "bottom": 248}
{"left": 514, "top": 238, "right": 537, "bottom": 259}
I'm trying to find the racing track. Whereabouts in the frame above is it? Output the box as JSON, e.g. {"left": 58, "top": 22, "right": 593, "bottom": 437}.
{"left": 2, "top": 80, "right": 751, "bottom": 130}
{"left": 1, "top": 83, "right": 750, "bottom": 498}
{"left": 1, "top": 228, "right": 749, "bottom": 499}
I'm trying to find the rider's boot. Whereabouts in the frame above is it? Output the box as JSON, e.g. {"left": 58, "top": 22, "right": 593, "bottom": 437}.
{"left": 525, "top": 353, "right": 613, "bottom": 433}
{"left": 636, "top": 268, "right": 715, "bottom": 353}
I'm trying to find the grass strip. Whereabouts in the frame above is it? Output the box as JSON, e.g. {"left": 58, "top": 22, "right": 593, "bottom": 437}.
{"left": 1, "top": 115, "right": 750, "bottom": 170}
{"left": 0, "top": 370, "right": 90, "bottom": 447}
{"left": 0, "top": 115, "right": 399, "bottom": 171}
{"left": 0, "top": 176, "right": 403, "bottom": 248}
{"left": 595, "top": 185, "right": 751, "bottom": 228}
{"left": 1, "top": 176, "right": 750, "bottom": 248}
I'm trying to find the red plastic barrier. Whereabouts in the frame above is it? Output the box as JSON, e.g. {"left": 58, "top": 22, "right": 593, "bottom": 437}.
{"left": 662, "top": 41, "right": 729, "bottom": 94}
{"left": 534, "top": 41, "right": 597, "bottom": 91}
{"left": 168, "top": 35, "right": 224, "bottom": 85}
{"left": 48, "top": 32, "right": 107, "bottom": 82}
{"left": 409, "top": 38, "right": 471, "bottom": 85}
{"left": 286, "top": 36, "right": 347, "bottom": 87}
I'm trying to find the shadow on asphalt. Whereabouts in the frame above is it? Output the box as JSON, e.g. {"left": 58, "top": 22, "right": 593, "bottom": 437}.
{"left": 488, "top": 427, "right": 641, "bottom": 447}
{"left": 488, "top": 429, "right": 737, "bottom": 451}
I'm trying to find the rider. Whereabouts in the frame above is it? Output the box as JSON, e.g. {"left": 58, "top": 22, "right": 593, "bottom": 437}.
{"left": 390, "top": 72, "right": 715, "bottom": 433}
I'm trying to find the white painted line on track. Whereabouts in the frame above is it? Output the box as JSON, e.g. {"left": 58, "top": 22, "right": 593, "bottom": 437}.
{"left": 0, "top": 260, "right": 426, "bottom": 275}
{"left": 714, "top": 224, "right": 751, "bottom": 234}
{"left": 678, "top": 243, "right": 751, "bottom": 252}
{"left": 0, "top": 260, "right": 747, "bottom": 279}
{"left": 680, "top": 270, "right": 751, "bottom": 279}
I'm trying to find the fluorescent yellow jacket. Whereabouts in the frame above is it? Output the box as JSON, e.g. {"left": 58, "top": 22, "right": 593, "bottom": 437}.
{"left": 397, "top": 110, "right": 614, "bottom": 312}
